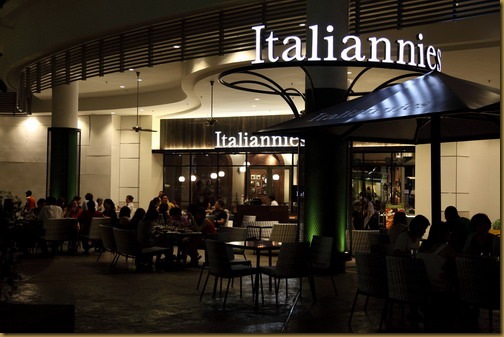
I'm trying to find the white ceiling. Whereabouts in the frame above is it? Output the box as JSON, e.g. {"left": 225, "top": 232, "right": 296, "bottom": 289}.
{"left": 28, "top": 13, "right": 500, "bottom": 120}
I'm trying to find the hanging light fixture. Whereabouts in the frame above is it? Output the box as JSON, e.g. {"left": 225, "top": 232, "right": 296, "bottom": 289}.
{"left": 178, "top": 176, "right": 186, "bottom": 182}
{"left": 131, "top": 71, "right": 157, "bottom": 133}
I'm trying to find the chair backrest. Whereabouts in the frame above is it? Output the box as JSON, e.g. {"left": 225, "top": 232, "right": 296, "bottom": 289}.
{"left": 368, "top": 233, "right": 392, "bottom": 255}
{"left": 99, "top": 225, "right": 116, "bottom": 251}
{"left": 244, "top": 221, "right": 278, "bottom": 240}
{"left": 270, "top": 224, "right": 297, "bottom": 242}
{"left": 275, "top": 241, "right": 310, "bottom": 277}
{"left": 354, "top": 252, "right": 388, "bottom": 298}
{"left": 113, "top": 228, "right": 140, "bottom": 256}
{"left": 386, "top": 256, "right": 430, "bottom": 304}
{"left": 242, "top": 215, "right": 256, "bottom": 222}
{"left": 205, "top": 239, "right": 233, "bottom": 275}
{"left": 227, "top": 227, "right": 248, "bottom": 242}
{"left": 351, "top": 230, "right": 380, "bottom": 254}
{"left": 455, "top": 256, "right": 500, "bottom": 309}
{"left": 310, "top": 235, "right": 333, "bottom": 269}
{"left": 88, "top": 217, "right": 111, "bottom": 240}
{"left": 43, "top": 218, "right": 77, "bottom": 241}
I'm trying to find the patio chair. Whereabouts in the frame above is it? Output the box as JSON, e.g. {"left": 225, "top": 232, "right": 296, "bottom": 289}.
{"left": 199, "top": 239, "right": 257, "bottom": 309}
{"left": 81, "top": 217, "right": 111, "bottom": 259}
{"left": 348, "top": 252, "right": 388, "bottom": 330}
{"left": 98, "top": 225, "right": 119, "bottom": 269}
{"left": 385, "top": 255, "right": 431, "bottom": 331}
{"left": 112, "top": 228, "right": 170, "bottom": 271}
{"left": 40, "top": 218, "right": 79, "bottom": 254}
{"left": 455, "top": 256, "right": 500, "bottom": 332}
{"left": 309, "top": 235, "right": 337, "bottom": 295}
{"left": 260, "top": 241, "right": 315, "bottom": 306}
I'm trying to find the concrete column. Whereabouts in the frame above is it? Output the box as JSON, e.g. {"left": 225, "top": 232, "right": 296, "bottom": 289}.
{"left": 48, "top": 82, "right": 80, "bottom": 203}
{"left": 303, "top": 0, "right": 350, "bottom": 259}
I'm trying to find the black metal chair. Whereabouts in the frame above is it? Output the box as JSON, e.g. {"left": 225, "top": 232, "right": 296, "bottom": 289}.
{"left": 310, "top": 235, "right": 337, "bottom": 295}
{"left": 199, "top": 239, "right": 257, "bottom": 309}
{"left": 259, "top": 241, "right": 315, "bottom": 306}
{"left": 348, "top": 252, "right": 388, "bottom": 330}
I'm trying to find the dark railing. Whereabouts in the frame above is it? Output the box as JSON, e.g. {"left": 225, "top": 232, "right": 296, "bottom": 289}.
{"left": 14, "top": 0, "right": 499, "bottom": 114}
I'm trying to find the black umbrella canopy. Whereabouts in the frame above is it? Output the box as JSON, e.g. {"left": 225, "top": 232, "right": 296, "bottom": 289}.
{"left": 257, "top": 71, "right": 500, "bottom": 144}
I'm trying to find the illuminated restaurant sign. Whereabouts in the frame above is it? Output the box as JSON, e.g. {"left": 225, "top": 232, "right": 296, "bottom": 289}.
{"left": 252, "top": 25, "right": 442, "bottom": 71}
{"left": 215, "top": 131, "right": 304, "bottom": 148}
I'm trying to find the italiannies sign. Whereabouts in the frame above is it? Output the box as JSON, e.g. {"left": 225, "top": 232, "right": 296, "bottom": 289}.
{"left": 252, "top": 24, "right": 442, "bottom": 71}
{"left": 215, "top": 131, "right": 304, "bottom": 148}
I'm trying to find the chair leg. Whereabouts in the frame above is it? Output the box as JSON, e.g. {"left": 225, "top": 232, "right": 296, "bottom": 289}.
{"left": 199, "top": 271, "right": 211, "bottom": 301}
{"left": 223, "top": 278, "right": 232, "bottom": 310}
{"left": 308, "top": 274, "right": 316, "bottom": 302}
{"left": 196, "top": 263, "right": 208, "bottom": 290}
{"left": 274, "top": 278, "right": 281, "bottom": 306}
{"left": 329, "top": 274, "right": 338, "bottom": 295}
{"left": 212, "top": 276, "right": 219, "bottom": 298}
{"left": 348, "top": 290, "right": 360, "bottom": 326}
{"left": 379, "top": 298, "right": 388, "bottom": 331}
{"left": 364, "top": 294, "right": 370, "bottom": 312}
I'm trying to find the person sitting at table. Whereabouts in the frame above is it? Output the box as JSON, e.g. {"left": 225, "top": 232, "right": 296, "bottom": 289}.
{"left": 136, "top": 198, "right": 166, "bottom": 271}
{"left": 463, "top": 213, "right": 497, "bottom": 256}
{"left": 64, "top": 199, "right": 83, "bottom": 219}
{"left": 158, "top": 194, "right": 175, "bottom": 224}
{"left": 78, "top": 200, "right": 104, "bottom": 255}
{"left": 393, "top": 214, "right": 430, "bottom": 256}
{"left": 211, "top": 199, "right": 228, "bottom": 229}
{"left": 185, "top": 205, "right": 216, "bottom": 267}
{"left": 388, "top": 211, "right": 408, "bottom": 247}
{"left": 117, "top": 206, "right": 131, "bottom": 229}
{"left": 417, "top": 221, "right": 458, "bottom": 331}
{"left": 102, "top": 198, "right": 118, "bottom": 227}
{"left": 127, "top": 208, "right": 145, "bottom": 231}
{"left": 166, "top": 207, "right": 189, "bottom": 229}
{"left": 38, "top": 196, "right": 64, "bottom": 223}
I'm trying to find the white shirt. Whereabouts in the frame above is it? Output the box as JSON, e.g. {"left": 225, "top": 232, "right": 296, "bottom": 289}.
{"left": 394, "top": 231, "right": 419, "bottom": 254}
{"left": 38, "top": 205, "right": 64, "bottom": 223}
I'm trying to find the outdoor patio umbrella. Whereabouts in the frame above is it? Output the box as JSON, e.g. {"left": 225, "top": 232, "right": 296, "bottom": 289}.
{"left": 257, "top": 71, "right": 500, "bottom": 144}
{"left": 256, "top": 70, "right": 500, "bottom": 224}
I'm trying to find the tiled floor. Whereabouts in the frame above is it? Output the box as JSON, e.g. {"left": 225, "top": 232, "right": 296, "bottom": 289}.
{"left": 4, "top": 249, "right": 500, "bottom": 333}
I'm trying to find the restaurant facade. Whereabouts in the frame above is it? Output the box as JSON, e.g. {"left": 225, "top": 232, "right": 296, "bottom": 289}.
{"left": 0, "top": 0, "right": 500, "bottom": 250}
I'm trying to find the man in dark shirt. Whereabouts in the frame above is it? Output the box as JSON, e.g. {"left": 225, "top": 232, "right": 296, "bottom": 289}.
{"left": 212, "top": 199, "right": 228, "bottom": 229}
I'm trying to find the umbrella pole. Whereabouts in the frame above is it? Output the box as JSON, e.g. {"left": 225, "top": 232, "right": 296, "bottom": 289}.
{"left": 431, "top": 115, "right": 442, "bottom": 225}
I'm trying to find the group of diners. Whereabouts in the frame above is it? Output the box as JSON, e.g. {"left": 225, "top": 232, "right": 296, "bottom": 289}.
{"left": 7, "top": 190, "right": 236, "bottom": 271}
{"left": 367, "top": 206, "right": 499, "bottom": 331}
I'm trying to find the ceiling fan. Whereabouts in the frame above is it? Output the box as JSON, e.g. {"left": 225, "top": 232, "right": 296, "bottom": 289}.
{"left": 129, "top": 71, "right": 156, "bottom": 133}
{"left": 206, "top": 80, "right": 217, "bottom": 126}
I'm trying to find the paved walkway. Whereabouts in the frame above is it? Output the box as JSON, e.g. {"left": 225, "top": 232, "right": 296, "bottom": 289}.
{"left": 3, "top": 249, "right": 500, "bottom": 333}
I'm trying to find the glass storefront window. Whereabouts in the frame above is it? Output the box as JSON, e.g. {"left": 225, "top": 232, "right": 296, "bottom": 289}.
{"left": 162, "top": 150, "right": 300, "bottom": 214}
{"left": 351, "top": 147, "right": 415, "bottom": 229}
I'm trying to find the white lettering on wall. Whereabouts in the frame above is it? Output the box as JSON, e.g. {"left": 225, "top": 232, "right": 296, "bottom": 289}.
{"left": 215, "top": 131, "right": 304, "bottom": 148}
{"left": 252, "top": 25, "right": 442, "bottom": 71}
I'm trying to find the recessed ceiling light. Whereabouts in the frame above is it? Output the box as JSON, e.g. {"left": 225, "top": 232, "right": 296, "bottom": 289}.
{"left": 347, "top": 71, "right": 352, "bottom": 75}
{"left": 128, "top": 68, "right": 135, "bottom": 71}
{"left": 120, "top": 85, "right": 125, "bottom": 89}
{"left": 254, "top": 98, "right": 260, "bottom": 101}
{"left": 173, "top": 45, "right": 181, "bottom": 49}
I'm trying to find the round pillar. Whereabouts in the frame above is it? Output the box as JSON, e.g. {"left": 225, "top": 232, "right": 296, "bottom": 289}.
{"left": 48, "top": 82, "right": 80, "bottom": 203}
{"left": 303, "top": 0, "right": 350, "bottom": 260}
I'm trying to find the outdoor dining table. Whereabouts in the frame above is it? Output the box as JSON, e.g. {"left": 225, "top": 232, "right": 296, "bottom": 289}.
{"left": 226, "top": 240, "right": 282, "bottom": 304}
{"left": 156, "top": 227, "right": 202, "bottom": 266}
